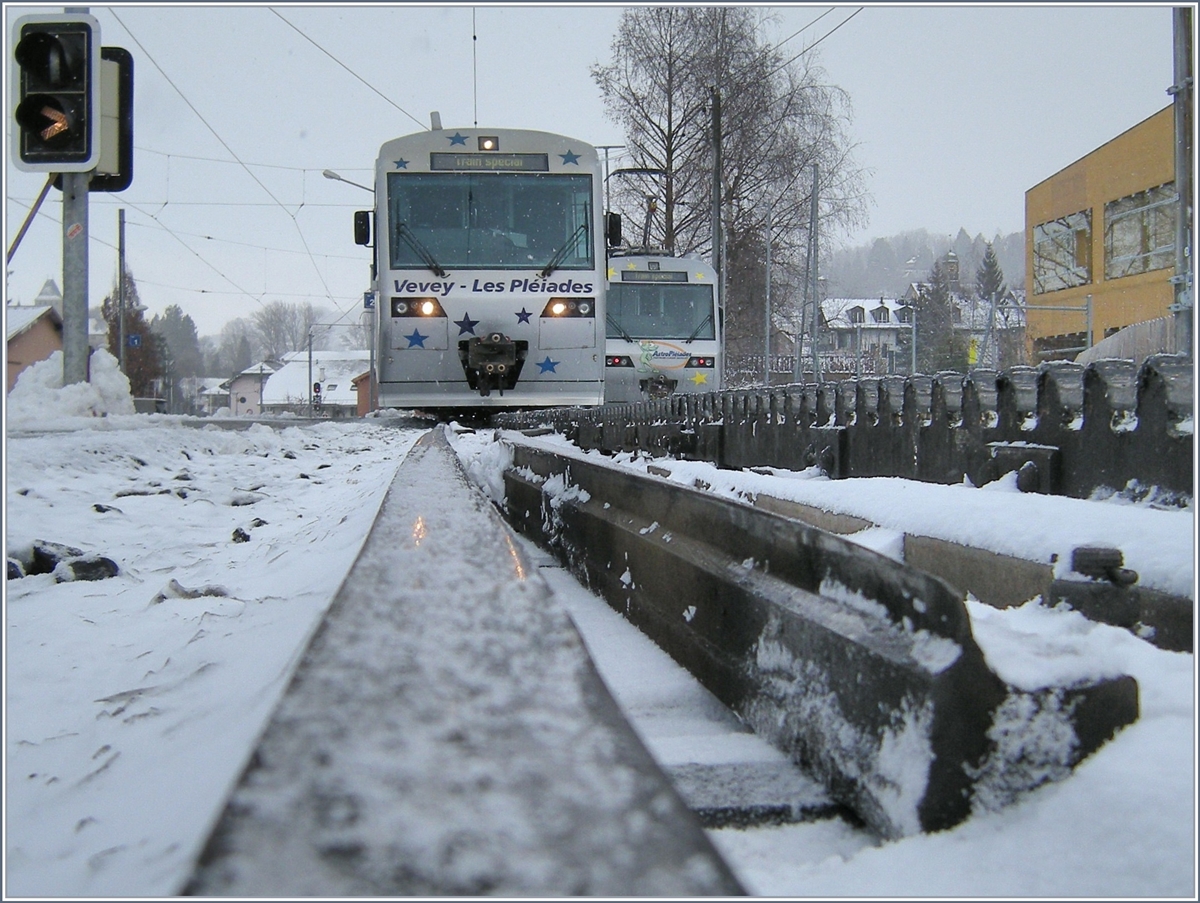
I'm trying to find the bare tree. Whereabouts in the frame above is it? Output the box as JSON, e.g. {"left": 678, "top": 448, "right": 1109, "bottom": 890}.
{"left": 251, "top": 300, "right": 328, "bottom": 359}
{"left": 209, "top": 318, "right": 261, "bottom": 375}
{"left": 592, "top": 7, "right": 869, "bottom": 364}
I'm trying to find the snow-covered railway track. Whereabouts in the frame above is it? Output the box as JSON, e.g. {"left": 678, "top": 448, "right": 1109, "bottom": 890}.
{"left": 184, "top": 428, "right": 743, "bottom": 896}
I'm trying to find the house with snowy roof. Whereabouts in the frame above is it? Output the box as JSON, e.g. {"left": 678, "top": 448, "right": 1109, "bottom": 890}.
{"left": 817, "top": 297, "right": 913, "bottom": 377}
{"left": 227, "top": 360, "right": 283, "bottom": 417}
{"left": 6, "top": 280, "right": 66, "bottom": 391}
{"left": 260, "top": 350, "right": 371, "bottom": 418}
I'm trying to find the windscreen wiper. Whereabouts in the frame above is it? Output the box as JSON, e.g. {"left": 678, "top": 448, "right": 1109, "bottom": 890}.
{"left": 606, "top": 314, "right": 635, "bottom": 343}
{"left": 685, "top": 312, "right": 713, "bottom": 343}
{"left": 538, "top": 222, "right": 588, "bottom": 279}
{"left": 397, "top": 222, "right": 447, "bottom": 278}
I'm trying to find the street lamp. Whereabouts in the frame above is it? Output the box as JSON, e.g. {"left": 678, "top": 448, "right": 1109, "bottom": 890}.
{"left": 322, "top": 169, "right": 373, "bottom": 193}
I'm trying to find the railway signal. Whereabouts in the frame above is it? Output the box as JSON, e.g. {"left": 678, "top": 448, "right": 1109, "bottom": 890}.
{"left": 11, "top": 13, "right": 101, "bottom": 172}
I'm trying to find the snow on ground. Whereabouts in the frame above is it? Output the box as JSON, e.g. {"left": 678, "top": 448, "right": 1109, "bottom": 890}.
{"left": 4, "top": 356, "right": 1197, "bottom": 897}
{"left": 5, "top": 353, "right": 420, "bottom": 896}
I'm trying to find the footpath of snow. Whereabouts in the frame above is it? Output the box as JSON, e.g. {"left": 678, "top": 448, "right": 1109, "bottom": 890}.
{"left": 5, "top": 352, "right": 420, "bottom": 896}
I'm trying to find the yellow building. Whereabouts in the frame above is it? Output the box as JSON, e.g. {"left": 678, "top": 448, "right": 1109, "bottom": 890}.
{"left": 1025, "top": 105, "right": 1176, "bottom": 359}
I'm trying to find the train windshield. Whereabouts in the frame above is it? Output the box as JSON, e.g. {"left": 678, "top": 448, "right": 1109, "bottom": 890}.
{"left": 606, "top": 282, "right": 715, "bottom": 340}
{"left": 386, "top": 172, "right": 593, "bottom": 271}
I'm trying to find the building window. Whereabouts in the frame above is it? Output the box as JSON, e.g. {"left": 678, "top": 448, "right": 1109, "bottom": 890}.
{"left": 849, "top": 306, "right": 865, "bottom": 323}
{"left": 1033, "top": 210, "right": 1092, "bottom": 294}
{"left": 871, "top": 306, "right": 889, "bottom": 323}
{"left": 1105, "top": 182, "right": 1176, "bottom": 280}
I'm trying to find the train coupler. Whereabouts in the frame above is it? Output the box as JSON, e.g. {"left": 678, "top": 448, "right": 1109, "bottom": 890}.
{"left": 641, "top": 372, "right": 677, "bottom": 399}
{"left": 460, "top": 334, "right": 526, "bottom": 397}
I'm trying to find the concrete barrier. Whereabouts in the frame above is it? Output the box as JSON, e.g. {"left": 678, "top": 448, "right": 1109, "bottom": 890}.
{"left": 501, "top": 437, "right": 1139, "bottom": 840}
{"left": 184, "top": 428, "right": 743, "bottom": 896}
{"left": 496, "top": 356, "right": 1193, "bottom": 502}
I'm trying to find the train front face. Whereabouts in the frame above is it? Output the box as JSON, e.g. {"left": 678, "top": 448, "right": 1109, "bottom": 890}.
{"left": 604, "top": 256, "right": 721, "bottom": 404}
{"left": 374, "top": 129, "right": 606, "bottom": 410}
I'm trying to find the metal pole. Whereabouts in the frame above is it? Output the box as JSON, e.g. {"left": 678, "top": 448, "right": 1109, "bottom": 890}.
{"left": 7, "top": 175, "right": 54, "bottom": 264}
{"left": 118, "top": 209, "right": 126, "bottom": 373}
{"left": 307, "top": 332, "right": 314, "bottom": 417}
{"left": 1085, "top": 293, "right": 1093, "bottom": 349}
{"left": 61, "top": 4, "right": 92, "bottom": 385}
{"left": 1171, "top": 6, "right": 1194, "bottom": 357}
{"left": 596, "top": 145, "right": 624, "bottom": 222}
{"left": 808, "top": 164, "right": 821, "bottom": 383}
{"left": 764, "top": 203, "right": 771, "bottom": 385}
{"left": 911, "top": 310, "right": 917, "bottom": 375}
{"left": 980, "top": 290, "right": 997, "bottom": 369}
{"left": 710, "top": 87, "right": 722, "bottom": 277}
{"left": 61, "top": 171, "right": 90, "bottom": 385}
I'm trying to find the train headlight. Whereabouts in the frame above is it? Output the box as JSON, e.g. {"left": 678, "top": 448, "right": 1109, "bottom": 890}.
{"left": 540, "top": 297, "right": 595, "bottom": 318}
{"left": 606, "top": 355, "right": 634, "bottom": 368}
{"left": 478, "top": 135, "right": 499, "bottom": 151}
{"left": 686, "top": 356, "right": 715, "bottom": 368}
{"left": 391, "top": 297, "right": 446, "bottom": 318}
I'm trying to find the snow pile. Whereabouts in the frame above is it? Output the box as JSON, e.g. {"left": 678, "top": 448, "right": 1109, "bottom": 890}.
{"left": 7, "top": 350, "right": 136, "bottom": 426}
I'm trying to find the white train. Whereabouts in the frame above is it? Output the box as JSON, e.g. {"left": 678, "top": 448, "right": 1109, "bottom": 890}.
{"left": 358, "top": 126, "right": 611, "bottom": 411}
{"left": 604, "top": 253, "right": 723, "bottom": 403}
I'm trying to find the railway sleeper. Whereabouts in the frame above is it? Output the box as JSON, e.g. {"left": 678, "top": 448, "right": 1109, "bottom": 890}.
{"left": 500, "top": 438, "right": 1139, "bottom": 841}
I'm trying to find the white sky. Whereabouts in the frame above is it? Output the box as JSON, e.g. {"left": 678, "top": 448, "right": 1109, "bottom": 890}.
{"left": 3, "top": 3, "right": 1177, "bottom": 337}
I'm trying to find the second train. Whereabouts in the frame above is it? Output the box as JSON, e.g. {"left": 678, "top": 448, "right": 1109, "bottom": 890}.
{"left": 603, "top": 252, "right": 723, "bottom": 403}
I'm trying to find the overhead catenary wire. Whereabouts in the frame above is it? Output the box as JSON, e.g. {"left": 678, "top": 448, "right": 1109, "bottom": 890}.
{"left": 119, "top": 200, "right": 271, "bottom": 308}
{"left": 136, "top": 146, "right": 371, "bottom": 175}
{"left": 769, "top": 7, "right": 838, "bottom": 54}
{"left": 765, "top": 8, "right": 864, "bottom": 81}
{"left": 269, "top": 8, "right": 426, "bottom": 132}
{"left": 109, "top": 9, "right": 347, "bottom": 317}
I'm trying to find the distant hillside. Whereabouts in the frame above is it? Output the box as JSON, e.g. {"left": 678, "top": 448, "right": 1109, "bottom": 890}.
{"left": 825, "top": 228, "right": 1025, "bottom": 299}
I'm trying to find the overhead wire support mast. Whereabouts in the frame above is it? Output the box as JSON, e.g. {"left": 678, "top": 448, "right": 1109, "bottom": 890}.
{"left": 6, "top": 175, "right": 55, "bottom": 263}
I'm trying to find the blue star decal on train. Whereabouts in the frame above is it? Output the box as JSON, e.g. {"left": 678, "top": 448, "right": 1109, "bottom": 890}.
{"left": 448, "top": 132, "right": 468, "bottom": 146}
{"left": 559, "top": 150, "right": 581, "bottom": 165}
{"left": 404, "top": 329, "right": 428, "bottom": 348}
{"left": 393, "top": 158, "right": 409, "bottom": 169}
{"left": 515, "top": 307, "right": 533, "bottom": 324}
{"left": 454, "top": 313, "right": 479, "bottom": 336}
{"left": 537, "top": 356, "right": 560, "bottom": 373}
